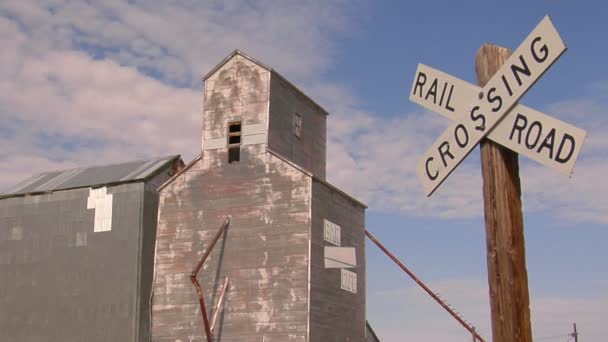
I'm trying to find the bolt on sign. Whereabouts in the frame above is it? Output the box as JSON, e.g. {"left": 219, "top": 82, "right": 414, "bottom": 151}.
{"left": 409, "top": 16, "right": 587, "bottom": 196}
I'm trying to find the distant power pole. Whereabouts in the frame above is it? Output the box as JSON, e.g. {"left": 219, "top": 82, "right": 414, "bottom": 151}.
{"left": 572, "top": 323, "right": 578, "bottom": 342}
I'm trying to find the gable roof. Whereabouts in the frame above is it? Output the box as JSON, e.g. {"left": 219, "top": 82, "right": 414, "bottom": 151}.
{"left": 202, "top": 49, "right": 329, "bottom": 116}
{"left": 1, "top": 155, "right": 181, "bottom": 198}
{"left": 202, "top": 49, "right": 272, "bottom": 81}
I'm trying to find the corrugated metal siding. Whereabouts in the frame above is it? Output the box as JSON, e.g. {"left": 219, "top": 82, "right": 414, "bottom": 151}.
{"left": 0, "top": 159, "right": 174, "bottom": 342}
{"left": 268, "top": 73, "right": 327, "bottom": 179}
{"left": 0, "top": 183, "right": 143, "bottom": 341}
{"left": 310, "top": 178, "right": 366, "bottom": 341}
{"left": 2, "top": 155, "right": 179, "bottom": 196}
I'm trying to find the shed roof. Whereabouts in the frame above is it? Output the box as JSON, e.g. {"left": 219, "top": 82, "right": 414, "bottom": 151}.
{"left": 1, "top": 155, "right": 181, "bottom": 198}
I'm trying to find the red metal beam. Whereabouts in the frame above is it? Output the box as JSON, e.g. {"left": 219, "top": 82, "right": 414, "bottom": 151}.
{"left": 191, "top": 216, "right": 231, "bottom": 342}
{"left": 365, "top": 229, "right": 486, "bottom": 342}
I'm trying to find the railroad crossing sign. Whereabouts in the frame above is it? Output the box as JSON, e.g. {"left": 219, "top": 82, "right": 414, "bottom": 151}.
{"left": 410, "top": 16, "right": 587, "bottom": 196}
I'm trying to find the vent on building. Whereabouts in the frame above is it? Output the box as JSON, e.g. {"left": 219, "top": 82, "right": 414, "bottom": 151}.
{"left": 293, "top": 112, "right": 302, "bottom": 138}
{"left": 228, "top": 121, "right": 242, "bottom": 163}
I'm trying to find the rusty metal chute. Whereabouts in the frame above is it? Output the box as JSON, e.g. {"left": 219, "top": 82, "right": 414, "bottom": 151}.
{"left": 191, "top": 216, "right": 231, "bottom": 342}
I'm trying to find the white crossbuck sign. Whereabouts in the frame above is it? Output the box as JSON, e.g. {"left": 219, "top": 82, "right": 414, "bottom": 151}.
{"left": 410, "top": 16, "right": 587, "bottom": 196}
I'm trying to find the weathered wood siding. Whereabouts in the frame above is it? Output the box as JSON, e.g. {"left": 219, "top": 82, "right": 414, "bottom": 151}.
{"left": 152, "top": 149, "right": 311, "bottom": 341}
{"left": 202, "top": 54, "right": 270, "bottom": 152}
{"left": 310, "top": 179, "right": 366, "bottom": 341}
{"left": 268, "top": 73, "right": 327, "bottom": 179}
{"left": 152, "top": 53, "right": 312, "bottom": 341}
{"left": 152, "top": 51, "right": 367, "bottom": 341}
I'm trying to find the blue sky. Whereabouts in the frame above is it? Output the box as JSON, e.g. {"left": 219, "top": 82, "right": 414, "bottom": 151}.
{"left": 0, "top": 1, "right": 606, "bottom": 341}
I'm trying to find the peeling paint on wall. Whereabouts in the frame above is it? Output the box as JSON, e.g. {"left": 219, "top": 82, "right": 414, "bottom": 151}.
{"left": 203, "top": 137, "right": 226, "bottom": 150}
{"left": 10, "top": 226, "right": 23, "bottom": 240}
{"left": 242, "top": 133, "right": 267, "bottom": 145}
{"left": 152, "top": 151, "right": 313, "bottom": 341}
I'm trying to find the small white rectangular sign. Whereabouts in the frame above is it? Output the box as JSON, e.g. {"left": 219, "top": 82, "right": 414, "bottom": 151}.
{"left": 415, "top": 15, "right": 567, "bottom": 195}
{"left": 324, "top": 246, "right": 357, "bottom": 268}
{"left": 323, "top": 219, "right": 341, "bottom": 246}
{"left": 87, "top": 187, "right": 113, "bottom": 232}
{"left": 411, "top": 64, "right": 587, "bottom": 176}
{"left": 341, "top": 269, "right": 357, "bottom": 294}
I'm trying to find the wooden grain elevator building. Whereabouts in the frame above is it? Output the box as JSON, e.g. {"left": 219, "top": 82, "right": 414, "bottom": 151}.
{"left": 151, "top": 50, "right": 371, "bottom": 342}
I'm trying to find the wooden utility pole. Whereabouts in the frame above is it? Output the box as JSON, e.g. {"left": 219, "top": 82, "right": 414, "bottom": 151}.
{"left": 572, "top": 323, "right": 578, "bottom": 342}
{"left": 476, "top": 44, "right": 533, "bottom": 342}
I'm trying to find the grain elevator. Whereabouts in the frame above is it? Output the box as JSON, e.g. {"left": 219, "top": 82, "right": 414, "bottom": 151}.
{"left": 151, "top": 50, "right": 371, "bottom": 341}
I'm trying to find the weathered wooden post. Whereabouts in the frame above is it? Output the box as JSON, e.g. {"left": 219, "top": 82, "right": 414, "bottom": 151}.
{"left": 476, "top": 44, "right": 533, "bottom": 342}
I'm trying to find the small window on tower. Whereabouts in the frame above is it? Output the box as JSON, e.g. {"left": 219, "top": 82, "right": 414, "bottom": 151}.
{"left": 227, "top": 121, "right": 242, "bottom": 163}
{"left": 293, "top": 112, "right": 302, "bottom": 138}
{"left": 228, "top": 146, "right": 240, "bottom": 163}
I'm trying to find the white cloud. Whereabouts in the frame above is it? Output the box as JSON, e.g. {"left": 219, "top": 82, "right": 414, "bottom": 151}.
{"left": 0, "top": 1, "right": 356, "bottom": 87}
{"left": 0, "top": 0, "right": 359, "bottom": 191}
{"left": 322, "top": 83, "right": 608, "bottom": 223}
{"left": 0, "top": 13, "right": 201, "bottom": 190}
{"left": 0, "top": 0, "right": 606, "bottom": 226}
{"left": 368, "top": 278, "right": 608, "bottom": 342}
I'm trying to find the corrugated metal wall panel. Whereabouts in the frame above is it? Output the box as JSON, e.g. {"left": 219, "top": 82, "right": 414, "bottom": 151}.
{"left": 309, "top": 178, "right": 367, "bottom": 341}
{"left": 2, "top": 155, "right": 178, "bottom": 196}
{"left": 268, "top": 73, "right": 327, "bottom": 179}
{"left": 0, "top": 159, "right": 175, "bottom": 342}
{"left": 0, "top": 183, "right": 143, "bottom": 341}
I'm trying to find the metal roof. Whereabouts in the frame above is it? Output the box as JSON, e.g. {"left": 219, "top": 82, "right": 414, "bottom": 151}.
{"left": 1, "top": 155, "right": 180, "bottom": 197}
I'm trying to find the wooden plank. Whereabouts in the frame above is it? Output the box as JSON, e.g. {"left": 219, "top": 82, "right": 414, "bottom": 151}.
{"left": 476, "top": 44, "right": 533, "bottom": 342}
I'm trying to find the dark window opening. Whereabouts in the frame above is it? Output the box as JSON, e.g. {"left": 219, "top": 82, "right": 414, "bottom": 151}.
{"left": 229, "top": 122, "right": 241, "bottom": 133}
{"left": 228, "top": 135, "right": 241, "bottom": 145}
{"left": 228, "top": 146, "right": 240, "bottom": 163}
{"left": 227, "top": 121, "right": 242, "bottom": 163}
